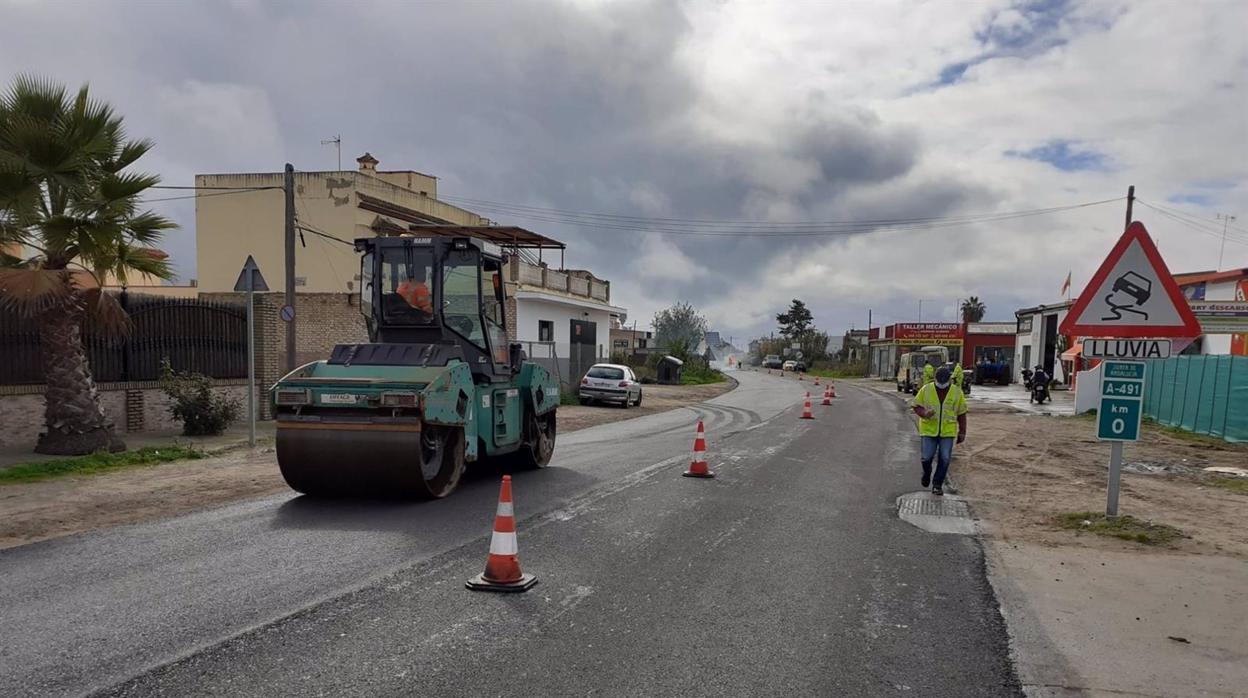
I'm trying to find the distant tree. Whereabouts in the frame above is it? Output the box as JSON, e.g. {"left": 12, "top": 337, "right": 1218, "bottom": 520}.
{"left": 652, "top": 301, "right": 707, "bottom": 358}
{"left": 776, "top": 299, "right": 813, "bottom": 339}
{"left": 961, "top": 296, "right": 986, "bottom": 322}
{"left": 0, "top": 76, "right": 176, "bottom": 455}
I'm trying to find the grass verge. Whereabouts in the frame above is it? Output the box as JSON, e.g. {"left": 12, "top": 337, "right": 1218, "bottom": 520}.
{"left": 1209, "top": 477, "right": 1248, "bottom": 494}
{"left": 680, "top": 369, "right": 727, "bottom": 385}
{"left": 0, "top": 446, "right": 207, "bottom": 486}
{"left": 805, "top": 367, "right": 868, "bottom": 379}
{"left": 1053, "top": 511, "right": 1184, "bottom": 545}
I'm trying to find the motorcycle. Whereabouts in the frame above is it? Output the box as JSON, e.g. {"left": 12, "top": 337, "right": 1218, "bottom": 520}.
{"left": 1021, "top": 368, "right": 1034, "bottom": 390}
{"left": 1029, "top": 368, "right": 1050, "bottom": 404}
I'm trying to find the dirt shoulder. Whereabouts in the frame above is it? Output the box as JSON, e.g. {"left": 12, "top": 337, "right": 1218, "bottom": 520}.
{"left": 848, "top": 377, "right": 1248, "bottom": 557}
{"left": 0, "top": 379, "right": 736, "bottom": 550}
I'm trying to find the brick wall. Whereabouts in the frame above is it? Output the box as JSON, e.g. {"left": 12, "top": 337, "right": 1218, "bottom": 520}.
{"left": 0, "top": 381, "right": 250, "bottom": 450}
{"left": 201, "top": 291, "right": 367, "bottom": 419}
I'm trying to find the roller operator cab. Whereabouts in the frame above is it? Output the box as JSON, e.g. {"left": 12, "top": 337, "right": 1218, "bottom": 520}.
{"left": 271, "top": 235, "right": 560, "bottom": 499}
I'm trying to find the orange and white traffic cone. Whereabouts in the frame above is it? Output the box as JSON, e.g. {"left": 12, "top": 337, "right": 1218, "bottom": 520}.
{"left": 821, "top": 387, "right": 832, "bottom": 406}
{"left": 801, "top": 393, "right": 814, "bottom": 419}
{"left": 466, "top": 475, "right": 538, "bottom": 592}
{"left": 815, "top": 376, "right": 821, "bottom": 386}
{"left": 830, "top": 383, "right": 837, "bottom": 398}
{"left": 683, "top": 420, "right": 714, "bottom": 478}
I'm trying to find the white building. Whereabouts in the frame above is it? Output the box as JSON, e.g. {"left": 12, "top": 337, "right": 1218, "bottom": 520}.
{"left": 1014, "top": 300, "right": 1074, "bottom": 384}
{"left": 505, "top": 257, "right": 626, "bottom": 387}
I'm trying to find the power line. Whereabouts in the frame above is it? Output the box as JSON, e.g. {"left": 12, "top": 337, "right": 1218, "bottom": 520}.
{"left": 140, "top": 188, "right": 280, "bottom": 204}
{"left": 442, "top": 195, "right": 1122, "bottom": 232}
{"left": 149, "top": 185, "right": 282, "bottom": 191}
{"left": 294, "top": 222, "right": 354, "bottom": 247}
{"left": 1136, "top": 201, "right": 1248, "bottom": 247}
{"left": 1138, "top": 198, "right": 1248, "bottom": 236}
{"left": 446, "top": 199, "right": 1123, "bottom": 238}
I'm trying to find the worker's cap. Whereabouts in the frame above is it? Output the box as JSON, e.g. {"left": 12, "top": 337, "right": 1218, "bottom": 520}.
{"left": 935, "top": 367, "right": 951, "bottom": 383}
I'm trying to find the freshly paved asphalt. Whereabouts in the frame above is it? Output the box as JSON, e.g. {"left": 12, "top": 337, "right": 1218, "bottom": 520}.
{"left": 0, "top": 371, "right": 1021, "bottom": 697}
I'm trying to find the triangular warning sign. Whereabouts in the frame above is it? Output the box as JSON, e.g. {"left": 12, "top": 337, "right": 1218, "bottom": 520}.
{"left": 1060, "top": 221, "right": 1200, "bottom": 338}
{"left": 233, "top": 255, "right": 269, "bottom": 293}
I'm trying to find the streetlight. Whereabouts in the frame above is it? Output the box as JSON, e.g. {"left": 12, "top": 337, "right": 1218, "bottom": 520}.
{"left": 918, "top": 299, "right": 934, "bottom": 322}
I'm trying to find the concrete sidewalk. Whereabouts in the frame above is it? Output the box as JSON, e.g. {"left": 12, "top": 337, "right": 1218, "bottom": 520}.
{"left": 0, "top": 421, "right": 276, "bottom": 470}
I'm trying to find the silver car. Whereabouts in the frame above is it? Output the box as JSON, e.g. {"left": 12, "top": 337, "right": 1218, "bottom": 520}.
{"left": 579, "top": 363, "right": 643, "bottom": 408}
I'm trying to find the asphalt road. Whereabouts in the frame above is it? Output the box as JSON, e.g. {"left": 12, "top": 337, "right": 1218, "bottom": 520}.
{"left": 0, "top": 371, "right": 1021, "bottom": 697}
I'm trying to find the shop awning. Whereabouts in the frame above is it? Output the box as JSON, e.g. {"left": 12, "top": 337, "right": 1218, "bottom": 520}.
{"left": 1060, "top": 343, "right": 1082, "bottom": 361}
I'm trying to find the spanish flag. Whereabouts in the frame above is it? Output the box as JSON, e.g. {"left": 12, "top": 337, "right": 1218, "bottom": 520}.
{"left": 1060, "top": 271, "right": 1072, "bottom": 297}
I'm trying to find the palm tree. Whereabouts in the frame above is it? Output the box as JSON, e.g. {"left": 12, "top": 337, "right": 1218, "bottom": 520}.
{"left": 0, "top": 76, "right": 175, "bottom": 454}
{"left": 960, "top": 296, "right": 986, "bottom": 322}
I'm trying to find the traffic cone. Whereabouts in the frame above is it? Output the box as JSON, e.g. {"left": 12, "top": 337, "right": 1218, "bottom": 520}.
{"left": 798, "top": 374, "right": 803, "bottom": 381}
{"left": 815, "top": 376, "right": 821, "bottom": 386}
{"left": 830, "top": 383, "right": 837, "bottom": 398}
{"left": 466, "top": 475, "right": 538, "bottom": 592}
{"left": 801, "top": 393, "right": 814, "bottom": 419}
{"left": 821, "top": 387, "right": 832, "bottom": 406}
{"left": 683, "top": 420, "right": 714, "bottom": 478}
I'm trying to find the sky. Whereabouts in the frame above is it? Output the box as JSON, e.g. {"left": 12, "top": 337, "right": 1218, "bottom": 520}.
{"left": 2, "top": 0, "right": 1246, "bottom": 341}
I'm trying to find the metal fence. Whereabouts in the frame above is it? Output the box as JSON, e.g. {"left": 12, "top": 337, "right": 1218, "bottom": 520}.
{"left": 1143, "top": 355, "right": 1248, "bottom": 443}
{"left": 0, "top": 293, "right": 248, "bottom": 385}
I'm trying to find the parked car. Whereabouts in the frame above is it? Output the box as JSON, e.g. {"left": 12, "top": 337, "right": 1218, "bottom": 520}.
{"left": 579, "top": 363, "right": 643, "bottom": 408}
{"left": 782, "top": 359, "right": 807, "bottom": 372}
{"left": 762, "top": 354, "right": 784, "bottom": 369}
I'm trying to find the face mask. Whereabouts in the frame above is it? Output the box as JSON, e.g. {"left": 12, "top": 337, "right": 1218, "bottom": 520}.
{"left": 936, "top": 381, "right": 950, "bottom": 389}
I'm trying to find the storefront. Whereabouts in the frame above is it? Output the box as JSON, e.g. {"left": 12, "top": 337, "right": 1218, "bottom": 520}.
{"left": 963, "top": 322, "right": 1016, "bottom": 384}
{"left": 868, "top": 323, "right": 963, "bottom": 379}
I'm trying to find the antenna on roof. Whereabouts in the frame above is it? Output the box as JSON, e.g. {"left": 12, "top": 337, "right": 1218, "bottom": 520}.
{"left": 320, "top": 134, "right": 342, "bottom": 170}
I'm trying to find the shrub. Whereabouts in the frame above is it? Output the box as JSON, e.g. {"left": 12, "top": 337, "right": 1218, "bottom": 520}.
{"left": 159, "top": 360, "right": 241, "bottom": 436}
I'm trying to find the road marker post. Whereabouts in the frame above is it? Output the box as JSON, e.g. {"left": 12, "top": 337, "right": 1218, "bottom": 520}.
{"left": 233, "top": 255, "right": 269, "bottom": 448}
{"left": 1060, "top": 218, "right": 1199, "bottom": 517}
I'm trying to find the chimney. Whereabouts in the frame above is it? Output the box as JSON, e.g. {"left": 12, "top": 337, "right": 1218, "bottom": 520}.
{"left": 356, "top": 152, "right": 379, "bottom": 173}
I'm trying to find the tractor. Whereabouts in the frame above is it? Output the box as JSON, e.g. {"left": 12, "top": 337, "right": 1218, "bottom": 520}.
{"left": 271, "top": 234, "right": 559, "bottom": 498}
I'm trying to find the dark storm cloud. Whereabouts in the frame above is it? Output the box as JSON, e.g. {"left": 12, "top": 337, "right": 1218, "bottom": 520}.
{"left": 0, "top": 0, "right": 992, "bottom": 334}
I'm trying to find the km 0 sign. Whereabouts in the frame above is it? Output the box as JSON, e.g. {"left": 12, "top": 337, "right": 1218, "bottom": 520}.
{"left": 1083, "top": 338, "right": 1171, "bottom": 359}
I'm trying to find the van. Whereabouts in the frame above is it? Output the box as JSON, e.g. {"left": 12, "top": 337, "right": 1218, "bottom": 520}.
{"left": 896, "top": 353, "right": 924, "bottom": 394}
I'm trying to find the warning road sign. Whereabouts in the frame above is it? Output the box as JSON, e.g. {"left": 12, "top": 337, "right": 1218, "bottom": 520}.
{"left": 1060, "top": 222, "right": 1201, "bottom": 338}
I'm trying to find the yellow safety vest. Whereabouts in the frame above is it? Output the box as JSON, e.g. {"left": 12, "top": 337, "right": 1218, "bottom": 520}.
{"left": 923, "top": 364, "right": 935, "bottom": 384}
{"left": 910, "top": 383, "right": 967, "bottom": 437}
{"left": 952, "top": 364, "right": 964, "bottom": 387}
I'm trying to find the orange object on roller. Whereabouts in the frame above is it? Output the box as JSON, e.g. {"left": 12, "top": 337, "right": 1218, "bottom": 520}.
{"left": 397, "top": 278, "right": 433, "bottom": 314}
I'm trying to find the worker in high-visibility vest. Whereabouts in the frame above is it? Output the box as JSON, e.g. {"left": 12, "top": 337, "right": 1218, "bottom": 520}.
{"left": 908, "top": 366, "right": 968, "bottom": 496}
{"left": 952, "top": 362, "right": 965, "bottom": 388}
{"left": 923, "top": 363, "right": 936, "bottom": 385}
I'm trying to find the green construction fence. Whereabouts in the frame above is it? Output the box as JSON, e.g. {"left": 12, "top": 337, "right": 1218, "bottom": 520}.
{"left": 1143, "top": 355, "right": 1248, "bottom": 443}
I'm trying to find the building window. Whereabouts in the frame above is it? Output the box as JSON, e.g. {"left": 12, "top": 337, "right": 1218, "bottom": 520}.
{"left": 538, "top": 320, "right": 553, "bottom": 342}
{"left": 614, "top": 340, "right": 629, "bottom": 349}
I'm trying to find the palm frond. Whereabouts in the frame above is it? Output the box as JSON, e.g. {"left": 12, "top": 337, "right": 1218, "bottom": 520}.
{"left": 0, "top": 267, "right": 73, "bottom": 316}
{"left": 81, "top": 286, "right": 131, "bottom": 339}
{"left": 123, "top": 210, "right": 177, "bottom": 246}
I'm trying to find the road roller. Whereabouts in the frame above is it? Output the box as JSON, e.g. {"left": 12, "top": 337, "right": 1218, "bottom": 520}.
{"left": 272, "top": 234, "right": 559, "bottom": 498}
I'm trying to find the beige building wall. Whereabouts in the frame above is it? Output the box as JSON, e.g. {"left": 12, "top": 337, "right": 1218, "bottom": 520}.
{"left": 196, "top": 172, "right": 359, "bottom": 294}
{"left": 196, "top": 167, "right": 487, "bottom": 294}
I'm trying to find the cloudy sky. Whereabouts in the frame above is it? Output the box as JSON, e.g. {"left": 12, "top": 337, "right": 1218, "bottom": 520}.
{"left": 3, "top": 0, "right": 1246, "bottom": 340}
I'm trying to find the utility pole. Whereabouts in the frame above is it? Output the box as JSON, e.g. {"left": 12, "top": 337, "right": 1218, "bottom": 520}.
{"left": 1216, "top": 213, "right": 1238, "bottom": 271}
{"left": 866, "top": 308, "right": 873, "bottom": 378}
{"left": 284, "top": 163, "right": 296, "bottom": 372}
{"left": 1124, "top": 184, "right": 1134, "bottom": 232}
{"left": 321, "top": 134, "right": 342, "bottom": 170}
